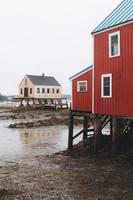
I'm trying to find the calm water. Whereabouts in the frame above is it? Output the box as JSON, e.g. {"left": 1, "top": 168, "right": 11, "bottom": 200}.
{"left": 0, "top": 119, "right": 82, "bottom": 161}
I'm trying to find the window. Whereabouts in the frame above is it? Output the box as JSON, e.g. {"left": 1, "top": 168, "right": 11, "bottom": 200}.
{"left": 56, "top": 89, "right": 59, "bottom": 94}
{"left": 101, "top": 74, "right": 112, "bottom": 98}
{"left": 47, "top": 88, "right": 50, "bottom": 93}
{"left": 77, "top": 81, "right": 87, "bottom": 92}
{"left": 52, "top": 89, "right": 55, "bottom": 93}
{"left": 109, "top": 31, "right": 120, "bottom": 57}
{"left": 20, "top": 88, "right": 23, "bottom": 94}
{"left": 30, "top": 88, "right": 32, "bottom": 94}
{"left": 37, "top": 88, "right": 40, "bottom": 93}
{"left": 42, "top": 88, "right": 45, "bottom": 93}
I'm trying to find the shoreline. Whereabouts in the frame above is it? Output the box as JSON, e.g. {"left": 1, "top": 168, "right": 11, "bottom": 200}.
{"left": 0, "top": 105, "right": 133, "bottom": 199}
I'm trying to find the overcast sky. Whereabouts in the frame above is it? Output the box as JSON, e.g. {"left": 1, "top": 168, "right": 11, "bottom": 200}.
{"left": 0, "top": 0, "right": 121, "bottom": 95}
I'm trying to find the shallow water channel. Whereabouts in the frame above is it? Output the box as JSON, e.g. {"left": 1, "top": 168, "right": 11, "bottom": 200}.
{"left": 0, "top": 119, "right": 82, "bottom": 161}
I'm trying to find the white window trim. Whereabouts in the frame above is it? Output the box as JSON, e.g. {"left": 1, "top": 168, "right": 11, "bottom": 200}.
{"left": 109, "top": 31, "right": 120, "bottom": 58}
{"left": 101, "top": 74, "right": 112, "bottom": 98}
{"left": 77, "top": 81, "right": 87, "bottom": 92}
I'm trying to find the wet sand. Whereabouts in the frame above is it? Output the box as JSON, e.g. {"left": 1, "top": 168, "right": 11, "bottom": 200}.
{"left": 0, "top": 106, "right": 133, "bottom": 199}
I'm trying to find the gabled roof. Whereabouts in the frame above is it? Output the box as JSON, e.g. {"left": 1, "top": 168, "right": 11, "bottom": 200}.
{"left": 27, "top": 75, "right": 61, "bottom": 86}
{"left": 92, "top": 0, "right": 133, "bottom": 34}
{"left": 69, "top": 65, "right": 93, "bottom": 81}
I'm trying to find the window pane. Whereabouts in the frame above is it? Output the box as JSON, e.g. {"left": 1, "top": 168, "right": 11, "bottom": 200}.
{"left": 78, "top": 82, "right": 87, "bottom": 92}
{"left": 37, "top": 88, "right": 40, "bottom": 93}
{"left": 47, "top": 89, "right": 50, "bottom": 93}
{"left": 57, "top": 89, "right": 59, "bottom": 93}
{"left": 104, "top": 77, "right": 110, "bottom": 87}
{"left": 103, "top": 76, "right": 111, "bottom": 97}
{"left": 111, "top": 34, "right": 118, "bottom": 56}
{"left": 104, "top": 86, "right": 110, "bottom": 96}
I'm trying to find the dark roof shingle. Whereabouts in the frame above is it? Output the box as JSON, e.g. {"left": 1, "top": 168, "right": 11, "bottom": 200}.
{"left": 27, "top": 75, "right": 61, "bottom": 86}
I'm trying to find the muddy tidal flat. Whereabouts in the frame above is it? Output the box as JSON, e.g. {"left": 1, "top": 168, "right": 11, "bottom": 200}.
{"left": 0, "top": 105, "right": 133, "bottom": 199}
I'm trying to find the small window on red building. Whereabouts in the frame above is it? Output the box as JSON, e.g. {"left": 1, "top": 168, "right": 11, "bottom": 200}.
{"left": 101, "top": 74, "right": 112, "bottom": 98}
{"left": 77, "top": 81, "right": 87, "bottom": 92}
{"left": 109, "top": 31, "right": 120, "bottom": 57}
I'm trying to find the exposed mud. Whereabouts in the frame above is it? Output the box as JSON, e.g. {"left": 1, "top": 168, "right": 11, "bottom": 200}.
{"left": 0, "top": 106, "right": 133, "bottom": 199}
{"left": 5, "top": 107, "right": 82, "bottom": 128}
{"left": 0, "top": 147, "right": 133, "bottom": 200}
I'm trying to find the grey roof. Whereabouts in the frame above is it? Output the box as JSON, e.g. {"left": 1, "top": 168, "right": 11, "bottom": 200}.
{"left": 92, "top": 0, "right": 133, "bottom": 34}
{"left": 27, "top": 75, "right": 61, "bottom": 86}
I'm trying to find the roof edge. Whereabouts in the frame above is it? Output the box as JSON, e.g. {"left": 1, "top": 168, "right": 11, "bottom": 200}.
{"left": 91, "top": 0, "right": 124, "bottom": 34}
{"left": 69, "top": 65, "right": 93, "bottom": 81}
{"left": 91, "top": 19, "right": 133, "bottom": 35}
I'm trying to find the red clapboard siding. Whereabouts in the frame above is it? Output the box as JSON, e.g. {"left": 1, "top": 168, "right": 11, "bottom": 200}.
{"left": 72, "top": 70, "right": 92, "bottom": 112}
{"left": 94, "top": 22, "right": 133, "bottom": 117}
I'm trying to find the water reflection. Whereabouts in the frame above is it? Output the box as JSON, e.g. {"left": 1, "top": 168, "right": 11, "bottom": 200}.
{"left": 0, "top": 120, "right": 82, "bottom": 160}
{"left": 20, "top": 127, "right": 67, "bottom": 148}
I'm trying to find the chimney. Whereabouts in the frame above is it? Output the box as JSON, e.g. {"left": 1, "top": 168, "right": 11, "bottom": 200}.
{"left": 42, "top": 73, "right": 45, "bottom": 77}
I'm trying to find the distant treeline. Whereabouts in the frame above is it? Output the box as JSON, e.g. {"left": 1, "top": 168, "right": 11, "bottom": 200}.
{"left": 0, "top": 95, "right": 8, "bottom": 101}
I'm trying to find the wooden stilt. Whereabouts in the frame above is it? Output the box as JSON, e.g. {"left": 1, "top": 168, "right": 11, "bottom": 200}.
{"left": 20, "top": 99, "right": 23, "bottom": 106}
{"left": 112, "top": 117, "right": 120, "bottom": 154}
{"left": 27, "top": 99, "right": 30, "bottom": 106}
{"left": 33, "top": 99, "right": 35, "bottom": 105}
{"left": 110, "top": 117, "right": 113, "bottom": 136}
{"left": 68, "top": 109, "right": 74, "bottom": 150}
{"left": 129, "top": 120, "right": 133, "bottom": 143}
{"left": 94, "top": 117, "right": 102, "bottom": 152}
{"left": 83, "top": 116, "right": 88, "bottom": 140}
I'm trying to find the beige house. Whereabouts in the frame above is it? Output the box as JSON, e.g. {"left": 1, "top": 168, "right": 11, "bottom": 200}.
{"left": 18, "top": 74, "right": 62, "bottom": 99}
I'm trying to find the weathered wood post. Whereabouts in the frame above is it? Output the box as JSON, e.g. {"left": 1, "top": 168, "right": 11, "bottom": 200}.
{"left": 83, "top": 116, "right": 88, "bottom": 140}
{"left": 27, "top": 99, "right": 29, "bottom": 106}
{"left": 93, "top": 116, "right": 102, "bottom": 152}
{"left": 66, "top": 101, "right": 69, "bottom": 109}
{"left": 68, "top": 106, "right": 74, "bottom": 150}
{"left": 112, "top": 117, "right": 120, "bottom": 154}
{"left": 55, "top": 101, "right": 57, "bottom": 110}
{"left": 32, "top": 98, "right": 35, "bottom": 105}
{"left": 129, "top": 120, "right": 133, "bottom": 137}
{"left": 20, "top": 99, "right": 23, "bottom": 107}
{"left": 110, "top": 117, "right": 113, "bottom": 137}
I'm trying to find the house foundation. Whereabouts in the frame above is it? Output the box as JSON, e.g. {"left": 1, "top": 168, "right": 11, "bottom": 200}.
{"left": 68, "top": 108, "right": 133, "bottom": 153}
{"left": 15, "top": 97, "right": 69, "bottom": 110}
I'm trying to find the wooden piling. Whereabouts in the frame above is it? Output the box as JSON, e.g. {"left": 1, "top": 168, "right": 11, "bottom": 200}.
{"left": 68, "top": 109, "right": 74, "bottom": 150}
{"left": 83, "top": 116, "right": 88, "bottom": 140}
{"left": 110, "top": 117, "right": 113, "bottom": 137}
{"left": 112, "top": 117, "right": 120, "bottom": 154}
{"left": 20, "top": 99, "right": 23, "bottom": 106}
{"left": 94, "top": 117, "right": 102, "bottom": 152}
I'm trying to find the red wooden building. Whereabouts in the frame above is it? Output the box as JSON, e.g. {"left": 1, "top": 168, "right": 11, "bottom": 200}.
{"left": 70, "top": 66, "right": 93, "bottom": 112}
{"left": 91, "top": 0, "right": 133, "bottom": 117}
{"left": 68, "top": 0, "right": 133, "bottom": 152}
